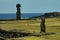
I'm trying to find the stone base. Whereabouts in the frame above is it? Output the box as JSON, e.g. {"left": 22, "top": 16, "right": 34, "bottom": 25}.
{"left": 40, "top": 32, "right": 56, "bottom": 35}
{"left": 30, "top": 32, "right": 56, "bottom": 36}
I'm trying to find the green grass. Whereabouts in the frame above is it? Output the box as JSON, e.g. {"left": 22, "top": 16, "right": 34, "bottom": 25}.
{"left": 0, "top": 17, "right": 60, "bottom": 40}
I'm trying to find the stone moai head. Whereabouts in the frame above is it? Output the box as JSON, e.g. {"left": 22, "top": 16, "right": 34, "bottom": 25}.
{"left": 40, "top": 15, "right": 46, "bottom": 33}
{"left": 41, "top": 15, "right": 45, "bottom": 23}
{"left": 16, "top": 3, "right": 21, "bottom": 20}
{"left": 16, "top": 3, "right": 21, "bottom": 8}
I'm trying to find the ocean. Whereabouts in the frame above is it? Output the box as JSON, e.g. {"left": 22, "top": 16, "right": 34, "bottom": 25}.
{"left": 0, "top": 13, "right": 44, "bottom": 19}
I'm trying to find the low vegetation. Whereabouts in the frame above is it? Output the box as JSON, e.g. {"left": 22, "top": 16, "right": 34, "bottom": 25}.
{"left": 0, "top": 17, "right": 60, "bottom": 40}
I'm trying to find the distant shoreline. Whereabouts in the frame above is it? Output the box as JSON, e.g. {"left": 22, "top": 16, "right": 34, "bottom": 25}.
{"left": 0, "top": 13, "right": 43, "bottom": 19}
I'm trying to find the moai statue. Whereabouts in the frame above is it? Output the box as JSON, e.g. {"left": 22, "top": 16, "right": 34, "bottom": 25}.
{"left": 40, "top": 15, "right": 46, "bottom": 33}
{"left": 16, "top": 3, "right": 21, "bottom": 20}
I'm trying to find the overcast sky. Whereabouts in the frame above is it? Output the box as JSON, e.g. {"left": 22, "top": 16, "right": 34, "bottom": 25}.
{"left": 0, "top": 0, "right": 60, "bottom": 13}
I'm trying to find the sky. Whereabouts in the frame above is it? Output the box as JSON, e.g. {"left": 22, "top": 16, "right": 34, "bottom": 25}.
{"left": 0, "top": 0, "right": 60, "bottom": 13}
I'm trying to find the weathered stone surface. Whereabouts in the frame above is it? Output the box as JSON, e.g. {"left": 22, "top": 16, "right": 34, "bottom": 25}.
{"left": 40, "top": 15, "right": 46, "bottom": 33}
{"left": 16, "top": 3, "right": 21, "bottom": 20}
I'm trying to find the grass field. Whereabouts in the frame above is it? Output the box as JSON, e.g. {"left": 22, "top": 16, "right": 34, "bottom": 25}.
{"left": 0, "top": 17, "right": 60, "bottom": 40}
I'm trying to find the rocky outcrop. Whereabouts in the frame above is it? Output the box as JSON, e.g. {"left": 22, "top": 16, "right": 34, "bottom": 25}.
{"left": 0, "top": 29, "right": 32, "bottom": 38}
{"left": 29, "top": 12, "right": 60, "bottom": 19}
{"left": 44, "top": 12, "right": 60, "bottom": 18}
